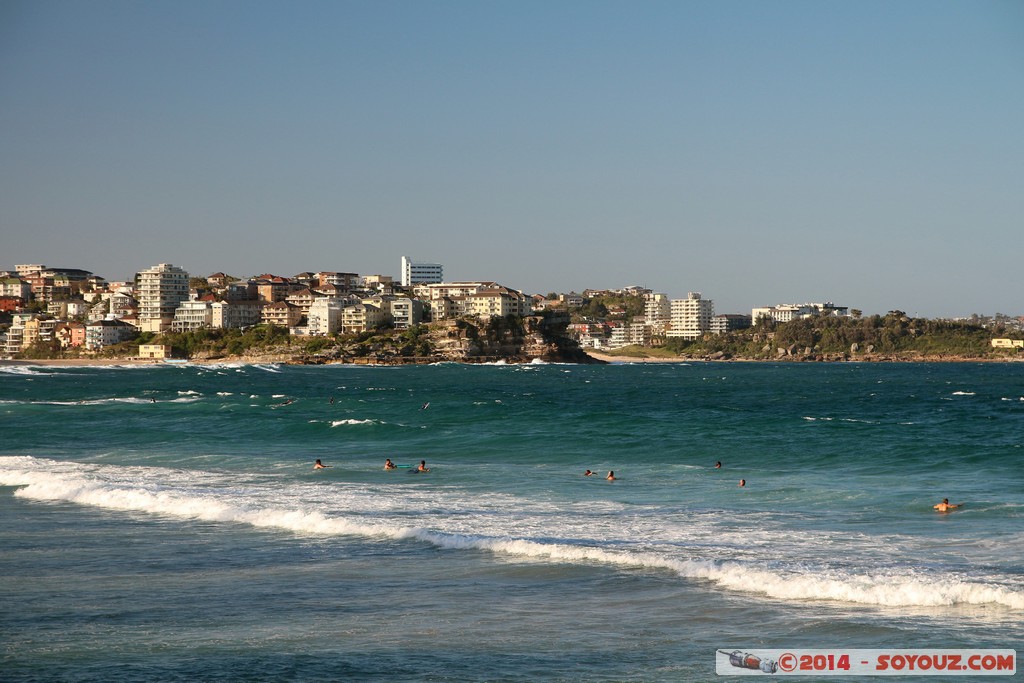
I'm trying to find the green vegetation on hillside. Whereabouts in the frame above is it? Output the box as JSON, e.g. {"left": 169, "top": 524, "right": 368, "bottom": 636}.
{"left": 655, "top": 312, "right": 1020, "bottom": 360}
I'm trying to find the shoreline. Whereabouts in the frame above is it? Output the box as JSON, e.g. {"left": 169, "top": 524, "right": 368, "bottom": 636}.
{"left": 4, "top": 352, "right": 1019, "bottom": 367}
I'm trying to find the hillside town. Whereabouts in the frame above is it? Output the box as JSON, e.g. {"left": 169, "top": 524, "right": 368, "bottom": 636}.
{"left": 1, "top": 258, "right": 1021, "bottom": 361}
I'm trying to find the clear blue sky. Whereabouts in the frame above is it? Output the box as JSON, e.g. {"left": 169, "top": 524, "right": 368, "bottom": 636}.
{"left": 2, "top": 0, "right": 1022, "bottom": 317}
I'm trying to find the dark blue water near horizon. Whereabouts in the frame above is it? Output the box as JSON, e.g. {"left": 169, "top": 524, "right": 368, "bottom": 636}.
{"left": 1, "top": 360, "right": 1021, "bottom": 680}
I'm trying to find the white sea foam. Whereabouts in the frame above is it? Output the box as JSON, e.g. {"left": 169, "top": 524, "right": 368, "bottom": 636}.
{"left": 330, "top": 419, "right": 380, "bottom": 427}
{"left": 951, "top": 391, "right": 976, "bottom": 396}
{"left": 0, "top": 365, "right": 53, "bottom": 376}
{"left": 2, "top": 456, "right": 1021, "bottom": 612}
{"left": 254, "top": 362, "right": 286, "bottom": 374}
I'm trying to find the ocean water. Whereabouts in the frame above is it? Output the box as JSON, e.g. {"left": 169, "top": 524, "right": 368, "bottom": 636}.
{"left": 1, "top": 360, "right": 1021, "bottom": 681}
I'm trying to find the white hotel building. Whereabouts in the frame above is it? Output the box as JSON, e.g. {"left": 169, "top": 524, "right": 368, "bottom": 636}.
{"left": 400, "top": 256, "right": 443, "bottom": 287}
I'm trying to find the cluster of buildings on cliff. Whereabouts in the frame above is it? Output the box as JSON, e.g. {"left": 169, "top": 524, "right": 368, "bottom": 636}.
{"left": 0, "top": 257, "right": 851, "bottom": 358}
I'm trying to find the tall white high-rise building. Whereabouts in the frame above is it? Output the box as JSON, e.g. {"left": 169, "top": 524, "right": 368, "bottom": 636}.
{"left": 667, "top": 292, "right": 714, "bottom": 339}
{"left": 137, "top": 263, "right": 190, "bottom": 333}
{"left": 400, "top": 256, "right": 443, "bottom": 287}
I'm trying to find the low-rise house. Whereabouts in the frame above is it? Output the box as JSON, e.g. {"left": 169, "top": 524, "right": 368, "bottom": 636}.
{"left": 54, "top": 322, "right": 87, "bottom": 348}
{"left": 47, "top": 299, "right": 91, "bottom": 319}
{"left": 0, "top": 296, "right": 23, "bottom": 312}
{"left": 138, "top": 344, "right": 172, "bottom": 359}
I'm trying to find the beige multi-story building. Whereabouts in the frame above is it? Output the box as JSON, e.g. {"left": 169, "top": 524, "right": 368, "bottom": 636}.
{"left": 137, "top": 263, "right": 189, "bottom": 333}
{"left": 261, "top": 301, "right": 302, "bottom": 328}
{"left": 416, "top": 282, "right": 529, "bottom": 320}
{"left": 465, "top": 286, "right": 530, "bottom": 319}
{"left": 22, "top": 317, "right": 57, "bottom": 350}
{"left": 254, "top": 276, "right": 293, "bottom": 303}
{"left": 667, "top": 292, "right": 714, "bottom": 340}
{"left": 285, "top": 288, "right": 316, "bottom": 316}
{"left": 342, "top": 303, "right": 386, "bottom": 334}
{"left": 390, "top": 297, "right": 424, "bottom": 329}
{"left": 318, "top": 272, "right": 359, "bottom": 292}
{"left": 211, "top": 300, "right": 263, "bottom": 329}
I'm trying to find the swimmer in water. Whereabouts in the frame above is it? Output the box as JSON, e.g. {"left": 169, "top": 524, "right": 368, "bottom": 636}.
{"left": 417, "top": 460, "right": 430, "bottom": 472}
{"left": 738, "top": 479, "right": 745, "bottom": 487}
{"left": 933, "top": 498, "right": 960, "bottom": 512}
{"left": 313, "top": 459, "right": 331, "bottom": 470}
{"left": 606, "top": 471, "right": 615, "bottom": 481}
{"left": 584, "top": 470, "right": 594, "bottom": 476}
{"left": 714, "top": 461, "right": 721, "bottom": 469}
{"left": 384, "top": 458, "right": 397, "bottom": 470}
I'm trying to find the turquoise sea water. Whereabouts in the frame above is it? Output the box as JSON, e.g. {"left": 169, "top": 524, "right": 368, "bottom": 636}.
{"left": 1, "top": 360, "right": 1021, "bottom": 681}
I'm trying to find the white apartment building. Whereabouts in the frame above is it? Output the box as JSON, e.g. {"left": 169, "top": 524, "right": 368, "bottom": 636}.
{"left": 85, "top": 319, "right": 136, "bottom": 349}
{"left": 645, "top": 293, "right": 671, "bottom": 333}
{"left": 608, "top": 321, "right": 649, "bottom": 349}
{"left": 171, "top": 300, "right": 213, "bottom": 332}
{"left": 400, "top": 256, "right": 443, "bottom": 287}
{"left": 667, "top": 292, "right": 714, "bottom": 340}
{"left": 307, "top": 298, "right": 344, "bottom": 336}
{"left": 1, "top": 278, "right": 31, "bottom": 299}
{"left": 137, "top": 263, "right": 189, "bottom": 333}
{"left": 3, "top": 322, "right": 24, "bottom": 356}
{"left": 752, "top": 302, "right": 849, "bottom": 325}
{"left": 342, "top": 303, "right": 386, "bottom": 334}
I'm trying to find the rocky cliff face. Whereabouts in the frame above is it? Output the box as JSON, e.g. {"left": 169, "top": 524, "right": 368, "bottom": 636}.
{"left": 427, "top": 314, "right": 600, "bottom": 364}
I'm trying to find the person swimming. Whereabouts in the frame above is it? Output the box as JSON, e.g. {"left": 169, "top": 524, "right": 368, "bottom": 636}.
{"left": 584, "top": 470, "right": 594, "bottom": 476}
{"left": 933, "top": 497, "right": 960, "bottom": 512}
{"left": 714, "top": 461, "right": 722, "bottom": 469}
{"left": 738, "top": 479, "right": 745, "bottom": 487}
{"left": 384, "top": 458, "right": 397, "bottom": 470}
{"left": 606, "top": 471, "right": 615, "bottom": 481}
{"left": 313, "top": 459, "right": 331, "bottom": 470}
{"left": 417, "top": 460, "right": 430, "bottom": 472}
